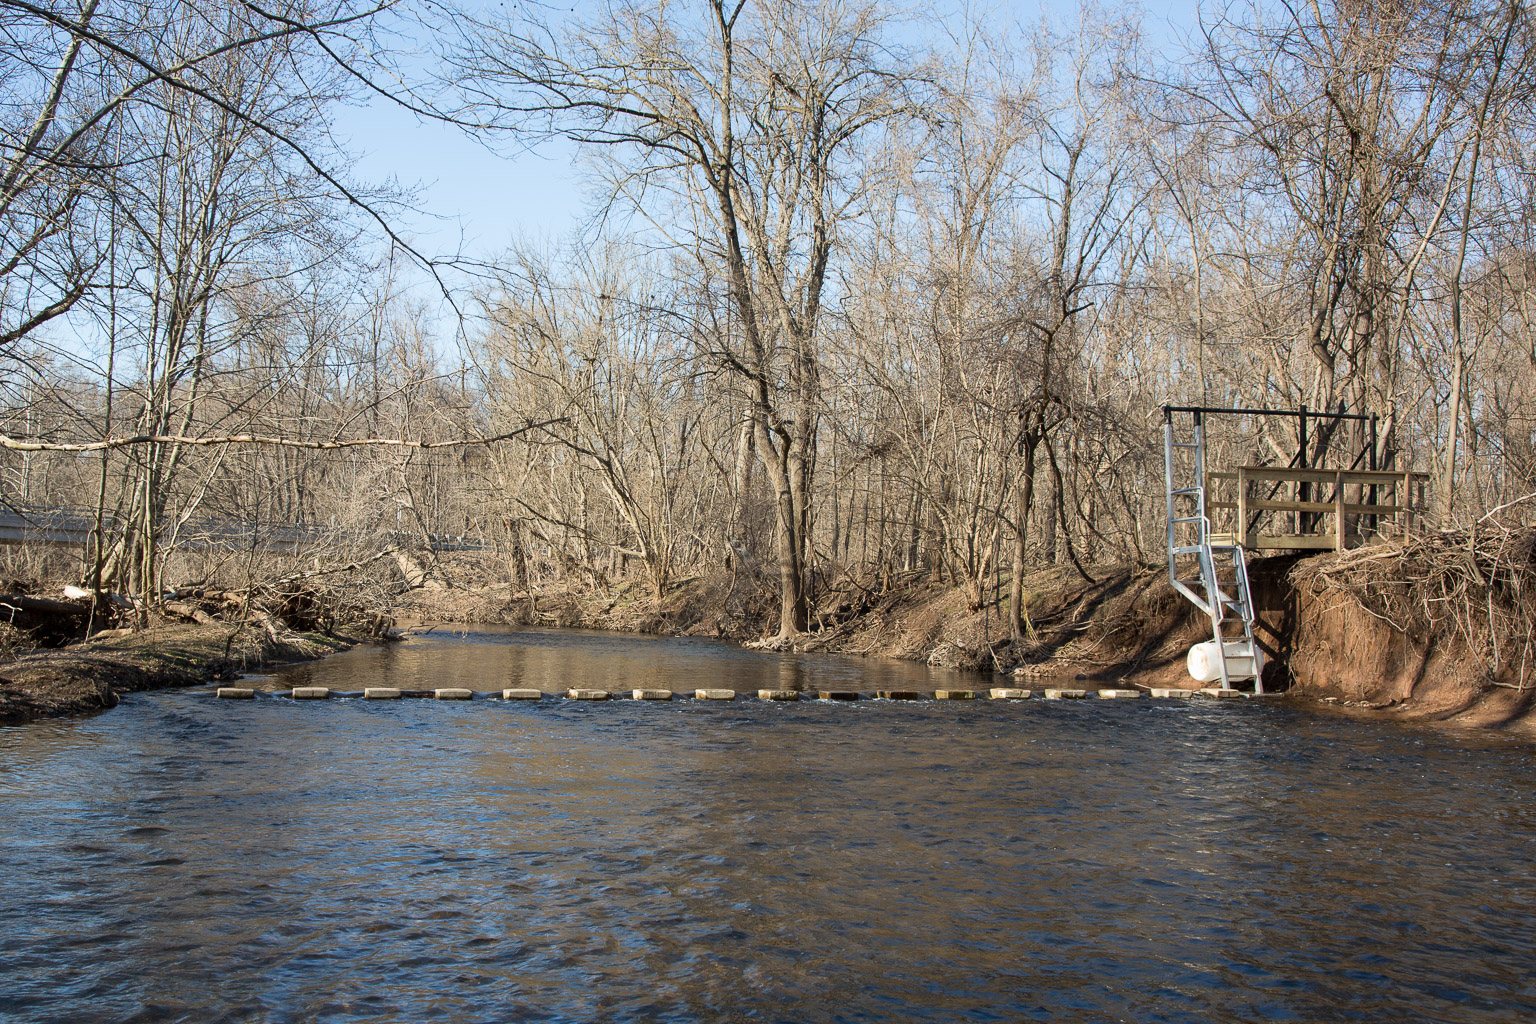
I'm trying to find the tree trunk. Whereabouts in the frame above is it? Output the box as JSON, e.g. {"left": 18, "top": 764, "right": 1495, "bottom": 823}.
{"left": 1008, "top": 427, "right": 1040, "bottom": 640}
{"left": 755, "top": 418, "right": 809, "bottom": 639}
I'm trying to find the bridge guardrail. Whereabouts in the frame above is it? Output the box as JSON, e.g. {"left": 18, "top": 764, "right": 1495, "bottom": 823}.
{"left": 0, "top": 505, "right": 487, "bottom": 553}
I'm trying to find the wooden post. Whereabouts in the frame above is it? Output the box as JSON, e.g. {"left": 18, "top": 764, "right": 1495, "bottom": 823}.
{"left": 1237, "top": 467, "right": 1250, "bottom": 548}
{"left": 1368, "top": 415, "right": 1379, "bottom": 535}
{"left": 1297, "top": 406, "right": 1309, "bottom": 533}
{"left": 1335, "top": 471, "right": 1347, "bottom": 551}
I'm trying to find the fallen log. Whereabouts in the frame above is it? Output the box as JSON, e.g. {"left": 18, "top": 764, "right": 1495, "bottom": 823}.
{"left": 0, "top": 593, "right": 88, "bottom": 617}
{"left": 163, "top": 601, "right": 216, "bottom": 626}
{"left": 0, "top": 593, "right": 93, "bottom": 647}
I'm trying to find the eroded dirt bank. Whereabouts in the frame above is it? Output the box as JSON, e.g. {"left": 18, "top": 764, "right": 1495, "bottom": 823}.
{"left": 1280, "top": 527, "right": 1536, "bottom": 733}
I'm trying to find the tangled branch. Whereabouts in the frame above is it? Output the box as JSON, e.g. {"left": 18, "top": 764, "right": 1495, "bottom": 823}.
{"left": 1291, "top": 497, "right": 1536, "bottom": 690}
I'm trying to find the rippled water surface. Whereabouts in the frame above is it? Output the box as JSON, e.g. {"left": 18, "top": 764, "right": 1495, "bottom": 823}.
{"left": 3, "top": 627, "right": 1536, "bottom": 1023}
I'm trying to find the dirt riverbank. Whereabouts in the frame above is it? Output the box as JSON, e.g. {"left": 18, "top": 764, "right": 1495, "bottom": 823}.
{"left": 0, "top": 624, "right": 357, "bottom": 726}
{"left": 391, "top": 557, "right": 1248, "bottom": 684}
{"left": 6, "top": 525, "right": 1531, "bottom": 734}
{"left": 1279, "top": 527, "right": 1536, "bottom": 734}
{"left": 395, "top": 527, "right": 1536, "bottom": 734}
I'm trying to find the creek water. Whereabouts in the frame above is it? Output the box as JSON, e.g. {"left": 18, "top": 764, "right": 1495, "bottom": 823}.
{"left": 2, "top": 626, "right": 1535, "bottom": 1023}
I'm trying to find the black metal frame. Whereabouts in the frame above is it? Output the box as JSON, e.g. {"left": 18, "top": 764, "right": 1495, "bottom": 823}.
{"left": 1163, "top": 404, "right": 1376, "bottom": 461}
{"left": 1162, "top": 402, "right": 1383, "bottom": 532}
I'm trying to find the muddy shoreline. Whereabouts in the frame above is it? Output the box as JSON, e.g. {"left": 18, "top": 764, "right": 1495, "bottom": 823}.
{"left": 389, "top": 534, "right": 1536, "bottom": 736}
{"left": 0, "top": 624, "right": 360, "bottom": 726}
{"left": 6, "top": 529, "right": 1533, "bottom": 735}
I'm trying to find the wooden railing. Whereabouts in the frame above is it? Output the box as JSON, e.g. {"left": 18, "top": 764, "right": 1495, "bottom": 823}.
{"left": 1207, "top": 467, "right": 1430, "bottom": 551}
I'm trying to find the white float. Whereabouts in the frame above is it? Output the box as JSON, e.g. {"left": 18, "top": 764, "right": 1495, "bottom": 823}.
{"left": 1186, "top": 640, "right": 1263, "bottom": 683}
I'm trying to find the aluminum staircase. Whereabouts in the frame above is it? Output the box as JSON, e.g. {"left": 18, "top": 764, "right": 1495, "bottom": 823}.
{"left": 1163, "top": 408, "right": 1264, "bottom": 691}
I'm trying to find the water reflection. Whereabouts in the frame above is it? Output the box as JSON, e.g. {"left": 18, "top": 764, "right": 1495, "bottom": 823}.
{"left": 1, "top": 628, "right": 1534, "bottom": 1022}
{"left": 270, "top": 625, "right": 969, "bottom": 697}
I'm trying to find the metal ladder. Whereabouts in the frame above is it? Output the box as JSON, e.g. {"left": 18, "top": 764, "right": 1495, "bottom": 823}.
{"left": 1163, "top": 408, "right": 1264, "bottom": 691}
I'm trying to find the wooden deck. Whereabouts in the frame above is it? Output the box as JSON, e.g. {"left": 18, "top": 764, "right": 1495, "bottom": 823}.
{"left": 1206, "top": 466, "right": 1429, "bottom": 552}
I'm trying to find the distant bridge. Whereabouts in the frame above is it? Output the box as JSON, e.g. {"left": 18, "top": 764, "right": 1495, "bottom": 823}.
{"left": 0, "top": 505, "right": 486, "bottom": 555}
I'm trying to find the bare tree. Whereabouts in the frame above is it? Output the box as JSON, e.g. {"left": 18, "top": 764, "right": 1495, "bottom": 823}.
{"left": 451, "top": 0, "right": 918, "bottom": 638}
{"left": 474, "top": 243, "right": 708, "bottom": 600}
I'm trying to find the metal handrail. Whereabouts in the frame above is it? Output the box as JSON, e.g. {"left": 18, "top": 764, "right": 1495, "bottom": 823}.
{"left": 0, "top": 503, "right": 487, "bottom": 553}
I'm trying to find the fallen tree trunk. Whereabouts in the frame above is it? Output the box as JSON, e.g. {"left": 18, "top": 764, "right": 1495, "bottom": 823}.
{"left": 0, "top": 593, "right": 92, "bottom": 646}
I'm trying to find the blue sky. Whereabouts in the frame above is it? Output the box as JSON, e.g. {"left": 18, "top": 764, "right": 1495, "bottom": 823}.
{"left": 336, "top": 0, "right": 1206, "bottom": 270}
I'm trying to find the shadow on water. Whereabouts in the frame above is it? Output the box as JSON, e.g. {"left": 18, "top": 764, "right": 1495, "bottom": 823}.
{"left": 2, "top": 626, "right": 1535, "bottom": 1022}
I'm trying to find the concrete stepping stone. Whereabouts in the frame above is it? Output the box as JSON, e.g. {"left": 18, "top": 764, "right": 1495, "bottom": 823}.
{"left": 989, "top": 688, "right": 1031, "bottom": 699}
{"left": 876, "top": 690, "right": 924, "bottom": 700}
{"left": 935, "top": 690, "right": 975, "bottom": 699}
{"left": 501, "top": 688, "right": 542, "bottom": 699}
{"left": 1149, "top": 688, "right": 1195, "bottom": 698}
{"left": 363, "top": 687, "right": 401, "bottom": 699}
{"left": 216, "top": 687, "right": 254, "bottom": 699}
{"left": 1043, "top": 689, "right": 1087, "bottom": 699}
{"left": 695, "top": 689, "right": 735, "bottom": 700}
{"left": 757, "top": 689, "right": 799, "bottom": 700}
{"left": 291, "top": 687, "right": 329, "bottom": 700}
{"left": 1097, "top": 689, "right": 1142, "bottom": 698}
{"left": 435, "top": 688, "right": 473, "bottom": 700}
{"left": 633, "top": 688, "right": 673, "bottom": 700}
{"left": 568, "top": 689, "right": 609, "bottom": 700}
{"left": 817, "top": 690, "right": 860, "bottom": 700}
{"left": 1199, "top": 687, "right": 1242, "bottom": 698}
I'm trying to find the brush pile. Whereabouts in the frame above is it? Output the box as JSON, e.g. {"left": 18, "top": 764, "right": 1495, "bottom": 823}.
{"left": 159, "top": 579, "right": 393, "bottom": 638}
{"left": 1290, "top": 512, "right": 1536, "bottom": 690}
{"left": 1, "top": 569, "right": 394, "bottom": 655}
